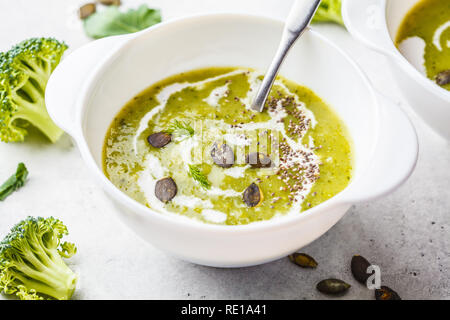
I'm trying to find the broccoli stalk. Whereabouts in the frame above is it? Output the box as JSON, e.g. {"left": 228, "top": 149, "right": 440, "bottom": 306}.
{"left": 0, "top": 38, "right": 68, "bottom": 143}
{"left": 312, "top": 0, "right": 344, "bottom": 26}
{"left": 0, "top": 162, "right": 28, "bottom": 201}
{"left": 0, "top": 217, "right": 78, "bottom": 300}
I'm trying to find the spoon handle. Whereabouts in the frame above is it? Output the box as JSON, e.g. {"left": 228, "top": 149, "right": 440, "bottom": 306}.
{"left": 251, "top": 0, "right": 321, "bottom": 112}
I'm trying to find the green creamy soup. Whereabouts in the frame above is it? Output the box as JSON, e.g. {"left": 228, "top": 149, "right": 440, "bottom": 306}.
{"left": 103, "top": 67, "right": 352, "bottom": 225}
{"left": 396, "top": 0, "right": 450, "bottom": 90}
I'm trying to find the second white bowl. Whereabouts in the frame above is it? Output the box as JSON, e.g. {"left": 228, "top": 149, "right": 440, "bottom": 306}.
{"left": 343, "top": 0, "right": 450, "bottom": 140}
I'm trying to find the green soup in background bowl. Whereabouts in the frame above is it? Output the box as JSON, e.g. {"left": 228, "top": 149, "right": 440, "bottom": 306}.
{"left": 343, "top": 0, "right": 450, "bottom": 140}
{"left": 396, "top": 0, "right": 450, "bottom": 91}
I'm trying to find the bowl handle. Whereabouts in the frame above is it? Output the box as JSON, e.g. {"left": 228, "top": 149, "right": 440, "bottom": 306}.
{"left": 45, "top": 36, "right": 128, "bottom": 137}
{"left": 341, "top": 93, "right": 418, "bottom": 203}
{"left": 342, "top": 0, "right": 396, "bottom": 57}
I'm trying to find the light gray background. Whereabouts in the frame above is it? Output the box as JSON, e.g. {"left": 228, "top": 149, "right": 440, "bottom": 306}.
{"left": 0, "top": 0, "right": 448, "bottom": 300}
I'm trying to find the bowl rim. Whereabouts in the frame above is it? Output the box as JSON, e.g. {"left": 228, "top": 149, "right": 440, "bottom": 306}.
{"left": 74, "top": 13, "right": 380, "bottom": 233}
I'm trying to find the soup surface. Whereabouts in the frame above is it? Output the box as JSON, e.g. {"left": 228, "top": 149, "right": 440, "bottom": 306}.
{"left": 103, "top": 67, "right": 352, "bottom": 225}
{"left": 396, "top": 0, "right": 450, "bottom": 90}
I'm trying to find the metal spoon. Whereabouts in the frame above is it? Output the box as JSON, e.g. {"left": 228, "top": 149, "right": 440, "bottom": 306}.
{"left": 251, "top": 0, "right": 321, "bottom": 112}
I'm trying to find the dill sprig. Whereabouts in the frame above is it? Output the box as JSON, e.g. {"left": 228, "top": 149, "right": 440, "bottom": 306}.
{"left": 188, "top": 164, "right": 211, "bottom": 190}
{"left": 166, "top": 120, "right": 194, "bottom": 137}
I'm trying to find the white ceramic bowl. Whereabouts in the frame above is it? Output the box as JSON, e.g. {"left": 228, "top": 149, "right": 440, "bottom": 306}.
{"left": 45, "top": 14, "right": 418, "bottom": 267}
{"left": 343, "top": 0, "right": 450, "bottom": 140}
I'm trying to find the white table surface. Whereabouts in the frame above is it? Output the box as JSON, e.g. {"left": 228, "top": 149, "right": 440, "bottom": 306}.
{"left": 0, "top": 0, "right": 449, "bottom": 300}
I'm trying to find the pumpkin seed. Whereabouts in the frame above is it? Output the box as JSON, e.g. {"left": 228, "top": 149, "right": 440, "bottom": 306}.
{"left": 155, "top": 177, "right": 177, "bottom": 203}
{"left": 316, "top": 279, "right": 351, "bottom": 295}
{"left": 436, "top": 70, "right": 450, "bottom": 86}
{"left": 148, "top": 132, "right": 171, "bottom": 148}
{"left": 351, "top": 255, "right": 372, "bottom": 284}
{"left": 243, "top": 183, "right": 263, "bottom": 207}
{"left": 98, "top": 0, "right": 121, "bottom": 5}
{"left": 288, "top": 253, "right": 318, "bottom": 268}
{"left": 79, "top": 3, "right": 96, "bottom": 19}
{"left": 246, "top": 152, "right": 272, "bottom": 168}
{"left": 211, "top": 142, "right": 234, "bottom": 168}
{"left": 375, "top": 286, "right": 401, "bottom": 300}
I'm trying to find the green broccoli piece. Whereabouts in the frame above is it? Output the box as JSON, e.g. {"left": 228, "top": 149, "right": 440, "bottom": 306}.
{"left": 312, "top": 0, "right": 344, "bottom": 26}
{"left": 0, "top": 162, "right": 28, "bottom": 201}
{"left": 0, "top": 38, "right": 68, "bottom": 143}
{"left": 0, "top": 216, "right": 78, "bottom": 300}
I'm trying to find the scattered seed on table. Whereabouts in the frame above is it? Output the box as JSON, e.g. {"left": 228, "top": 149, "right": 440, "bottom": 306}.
{"left": 98, "top": 0, "right": 121, "bottom": 5}
{"left": 79, "top": 3, "right": 96, "bottom": 19}
{"left": 375, "top": 286, "right": 401, "bottom": 300}
{"left": 316, "top": 279, "right": 351, "bottom": 295}
{"left": 288, "top": 253, "right": 318, "bottom": 269}
{"left": 351, "top": 255, "right": 372, "bottom": 284}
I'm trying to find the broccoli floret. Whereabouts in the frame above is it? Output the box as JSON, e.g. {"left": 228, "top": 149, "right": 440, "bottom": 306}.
{"left": 312, "top": 0, "right": 344, "bottom": 26}
{"left": 0, "top": 216, "right": 78, "bottom": 300}
{"left": 0, "top": 38, "right": 68, "bottom": 143}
